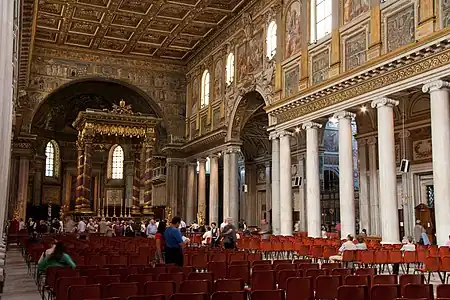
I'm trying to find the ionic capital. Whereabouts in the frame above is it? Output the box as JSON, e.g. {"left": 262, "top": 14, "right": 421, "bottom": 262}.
{"left": 357, "top": 138, "right": 367, "bottom": 146}
{"left": 397, "top": 129, "right": 411, "bottom": 139}
{"left": 278, "top": 130, "right": 293, "bottom": 138}
{"left": 209, "top": 154, "right": 220, "bottom": 160}
{"left": 197, "top": 158, "right": 207, "bottom": 164}
{"left": 225, "top": 145, "right": 241, "bottom": 154}
{"left": 367, "top": 136, "right": 377, "bottom": 145}
{"left": 333, "top": 111, "right": 355, "bottom": 120}
{"left": 269, "top": 131, "right": 279, "bottom": 140}
{"left": 422, "top": 80, "right": 450, "bottom": 93}
{"left": 371, "top": 97, "right": 399, "bottom": 109}
{"left": 302, "top": 122, "right": 322, "bottom": 130}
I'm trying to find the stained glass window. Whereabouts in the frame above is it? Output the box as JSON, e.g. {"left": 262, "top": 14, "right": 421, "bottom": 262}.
{"left": 112, "top": 145, "right": 124, "bottom": 179}
{"left": 45, "top": 142, "right": 55, "bottom": 177}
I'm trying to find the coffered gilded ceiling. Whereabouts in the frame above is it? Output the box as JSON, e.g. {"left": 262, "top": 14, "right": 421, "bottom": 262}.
{"left": 35, "top": 0, "right": 248, "bottom": 60}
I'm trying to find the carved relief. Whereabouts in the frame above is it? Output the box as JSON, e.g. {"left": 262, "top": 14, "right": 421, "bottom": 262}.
{"left": 413, "top": 139, "right": 432, "bottom": 160}
{"left": 344, "top": 0, "right": 370, "bottom": 24}
{"left": 212, "top": 108, "right": 221, "bottom": 129}
{"left": 285, "top": 1, "right": 302, "bottom": 58}
{"left": 443, "top": 1, "right": 450, "bottom": 28}
{"left": 311, "top": 49, "right": 329, "bottom": 85}
{"left": 237, "top": 42, "right": 248, "bottom": 83}
{"left": 214, "top": 60, "right": 223, "bottom": 100}
{"left": 345, "top": 31, "right": 367, "bottom": 71}
{"left": 247, "top": 30, "right": 264, "bottom": 74}
{"left": 191, "top": 76, "right": 199, "bottom": 114}
{"left": 386, "top": 6, "right": 415, "bottom": 52}
{"left": 284, "top": 65, "right": 299, "bottom": 97}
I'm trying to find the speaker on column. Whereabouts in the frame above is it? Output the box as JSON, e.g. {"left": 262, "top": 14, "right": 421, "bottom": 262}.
{"left": 242, "top": 184, "right": 248, "bottom": 193}
{"left": 293, "top": 176, "right": 302, "bottom": 186}
{"left": 400, "top": 159, "right": 410, "bottom": 173}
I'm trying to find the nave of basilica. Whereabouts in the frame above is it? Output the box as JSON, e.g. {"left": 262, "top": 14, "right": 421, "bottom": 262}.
{"left": 0, "top": 0, "right": 450, "bottom": 251}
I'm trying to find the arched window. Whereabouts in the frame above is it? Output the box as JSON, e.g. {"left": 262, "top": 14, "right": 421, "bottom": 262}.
{"left": 201, "top": 70, "right": 210, "bottom": 107}
{"left": 226, "top": 53, "right": 235, "bottom": 85}
{"left": 310, "top": 0, "right": 332, "bottom": 42}
{"left": 45, "top": 140, "right": 60, "bottom": 178}
{"left": 111, "top": 145, "right": 124, "bottom": 179}
{"left": 266, "top": 21, "right": 277, "bottom": 59}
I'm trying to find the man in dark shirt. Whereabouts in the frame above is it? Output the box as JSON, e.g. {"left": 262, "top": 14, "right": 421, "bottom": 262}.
{"left": 163, "top": 216, "right": 185, "bottom": 267}
{"left": 221, "top": 218, "right": 237, "bottom": 249}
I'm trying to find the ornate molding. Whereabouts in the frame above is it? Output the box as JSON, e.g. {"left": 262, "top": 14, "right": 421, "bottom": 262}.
{"left": 302, "top": 122, "right": 322, "bottom": 130}
{"left": 371, "top": 97, "right": 399, "bottom": 108}
{"left": 367, "top": 136, "right": 377, "bottom": 145}
{"left": 333, "top": 111, "right": 356, "bottom": 120}
{"left": 422, "top": 79, "right": 450, "bottom": 93}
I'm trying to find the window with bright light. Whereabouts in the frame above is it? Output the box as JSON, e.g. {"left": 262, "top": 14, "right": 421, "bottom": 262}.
{"left": 226, "top": 53, "right": 235, "bottom": 85}
{"left": 311, "top": 0, "right": 332, "bottom": 42}
{"left": 201, "top": 70, "right": 210, "bottom": 107}
{"left": 45, "top": 141, "right": 55, "bottom": 177}
{"left": 266, "top": 21, "right": 277, "bottom": 59}
{"left": 196, "top": 157, "right": 211, "bottom": 174}
{"left": 111, "top": 145, "right": 124, "bottom": 179}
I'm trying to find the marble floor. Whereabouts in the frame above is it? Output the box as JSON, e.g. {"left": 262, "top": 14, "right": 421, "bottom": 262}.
{"left": 1, "top": 246, "right": 41, "bottom": 300}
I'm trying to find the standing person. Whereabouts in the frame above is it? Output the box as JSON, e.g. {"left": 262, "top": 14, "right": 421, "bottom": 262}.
{"left": 77, "top": 218, "right": 86, "bottom": 239}
{"left": 147, "top": 218, "right": 157, "bottom": 238}
{"left": 99, "top": 218, "right": 107, "bottom": 235}
{"left": 221, "top": 218, "right": 237, "bottom": 249}
{"left": 155, "top": 221, "right": 166, "bottom": 263}
{"left": 38, "top": 242, "right": 76, "bottom": 273}
{"left": 164, "top": 217, "right": 185, "bottom": 267}
{"left": 191, "top": 221, "right": 199, "bottom": 233}
{"left": 414, "top": 220, "right": 426, "bottom": 243}
{"left": 220, "top": 219, "right": 227, "bottom": 231}
{"left": 19, "top": 218, "right": 25, "bottom": 231}
{"left": 140, "top": 220, "right": 147, "bottom": 237}
{"left": 65, "top": 217, "right": 76, "bottom": 233}
{"left": 210, "top": 222, "right": 220, "bottom": 248}
{"left": 180, "top": 219, "right": 187, "bottom": 233}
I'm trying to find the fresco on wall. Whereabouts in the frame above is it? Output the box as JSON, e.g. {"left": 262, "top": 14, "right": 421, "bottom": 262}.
{"left": 345, "top": 31, "right": 367, "bottom": 71}
{"left": 386, "top": 5, "right": 415, "bottom": 52}
{"left": 214, "top": 60, "right": 223, "bottom": 100}
{"left": 285, "top": 1, "right": 302, "bottom": 58}
{"left": 248, "top": 30, "right": 263, "bottom": 74}
{"left": 344, "top": 0, "right": 370, "bottom": 24}
{"left": 442, "top": 1, "right": 450, "bottom": 28}
{"left": 311, "top": 49, "right": 329, "bottom": 85}
{"left": 237, "top": 42, "right": 248, "bottom": 82}
{"left": 191, "top": 76, "right": 199, "bottom": 114}
{"left": 284, "top": 65, "right": 299, "bottom": 97}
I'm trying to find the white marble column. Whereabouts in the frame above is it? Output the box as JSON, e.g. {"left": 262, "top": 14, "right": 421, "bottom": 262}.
{"left": 334, "top": 111, "right": 356, "bottom": 237}
{"left": 358, "top": 139, "right": 370, "bottom": 233}
{"left": 222, "top": 152, "right": 230, "bottom": 221}
{"left": 398, "top": 130, "right": 413, "bottom": 238}
{"left": 371, "top": 97, "right": 400, "bottom": 244}
{"left": 279, "top": 131, "right": 293, "bottom": 236}
{"left": 270, "top": 133, "right": 281, "bottom": 235}
{"left": 186, "top": 162, "right": 196, "bottom": 224}
{"left": 197, "top": 158, "right": 207, "bottom": 223}
{"left": 17, "top": 158, "right": 30, "bottom": 220}
{"left": 367, "top": 137, "right": 380, "bottom": 236}
{"left": 228, "top": 147, "right": 240, "bottom": 226}
{"left": 264, "top": 161, "right": 272, "bottom": 225}
{"left": 423, "top": 80, "right": 450, "bottom": 245}
{"left": 302, "top": 122, "right": 322, "bottom": 237}
{"left": 209, "top": 155, "right": 219, "bottom": 224}
{"left": 297, "top": 155, "right": 307, "bottom": 232}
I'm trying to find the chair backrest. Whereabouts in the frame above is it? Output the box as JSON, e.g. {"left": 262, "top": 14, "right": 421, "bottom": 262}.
{"left": 187, "top": 272, "right": 213, "bottom": 282}
{"left": 373, "top": 275, "right": 398, "bottom": 285}
{"left": 252, "top": 264, "right": 273, "bottom": 271}
{"left": 127, "top": 296, "right": 165, "bottom": 300}
{"left": 331, "top": 268, "right": 352, "bottom": 276}
{"left": 106, "top": 282, "right": 139, "bottom": 300}
{"left": 251, "top": 270, "right": 275, "bottom": 290}
{"left": 438, "top": 284, "right": 450, "bottom": 298}
{"left": 208, "top": 262, "right": 227, "bottom": 279}
{"left": 179, "top": 280, "right": 211, "bottom": 294}
{"left": 321, "top": 263, "right": 341, "bottom": 272}
{"left": 211, "top": 291, "right": 246, "bottom": 300}
{"left": 344, "top": 275, "right": 370, "bottom": 286}
{"left": 250, "top": 290, "right": 285, "bottom": 300}
{"left": 228, "top": 264, "right": 250, "bottom": 284}
{"left": 67, "top": 284, "right": 101, "bottom": 300}
{"left": 95, "top": 275, "right": 121, "bottom": 285}
{"left": 399, "top": 274, "right": 424, "bottom": 295}
{"left": 355, "top": 268, "right": 376, "bottom": 276}
{"left": 277, "top": 270, "right": 298, "bottom": 289}
{"left": 286, "top": 277, "right": 313, "bottom": 300}
{"left": 402, "top": 283, "right": 433, "bottom": 300}
{"left": 157, "top": 273, "right": 184, "bottom": 291}
{"left": 144, "top": 281, "right": 176, "bottom": 300}
{"left": 169, "top": 293, "right": 208, "bottom": 300}
{"left": 370, "top": 284, "right": 400, "bottom": 300}
{"left": 338, "top": 285, "right": 368, "bottom": 300}
{"left": 315, "top": 275, "right": 342, "bottom": 300}
{"left": 214, "top": 279, "right": 244, "bottom": 292}
{"left": 56, "top": 276, "right": 87, "bottom": 300}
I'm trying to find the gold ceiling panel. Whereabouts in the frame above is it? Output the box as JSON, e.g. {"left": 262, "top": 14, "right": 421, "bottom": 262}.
{"left": 34, "top": 0, "right": 250, "bottom": 60}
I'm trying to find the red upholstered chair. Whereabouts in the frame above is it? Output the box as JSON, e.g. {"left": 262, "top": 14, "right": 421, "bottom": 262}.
{"left": 321, "top": 263, "right": 341, "bottom": 272}
{"left": 399, "top": 274, "right": 425, "bottom": 295}
{"left": 338, "top": 285, "right": 368, "bottom": 300}
{"left": 251, "top": 270, "right": 275, "bottom": 290}
{"left": 211, "top": 291, "right": 246, "bottom": 300}
{"left": 331, "top": 268, "right": 352, "bottom": 276}
{"left": 438, "top": 284, "right": 450, "bottom": 298}
{"left": 179, "top": 280, "right": 211, "bottom": 295}
{"left": 106, "top": 282, "right": 139, "bottom": 300}
{"left": 250, "top": 290, "right": 285, "bottom": 300}
{"left": 214, "top": 279, "right": 244, "bottom": 292}
{"left": 187, "top": 272, "right": 213, "bottom": 282}
{"left": 286, "top": 277, "right": 313, "bottom": 300}
{"left": 370, "top": 284, "right": 400, "bottom": 300}
{"left": 144, "top": 281, "right": 176, "bottom": 300}
{"left": 344, "top": 275, "right": 370, "bottom": 286}
{"left": 169, "top": 293, "right": 208, "bottom": 300}
{"left": 355, "top": 268, "right": 377, "bottom": 276}
{"left": 157, "top": 273, "right": 184, "bottom": 291}
{"left": 228, "top": 264, "right": 250, "bottom": 285}
{"left": 127, "top": 296, "right": 165, "bottom": 300}
{"left": 402, "top": 283, "right": 434, "bottom": 300}
{"left": 67, "top": 284, "right": 101, "bottom": 300}
{"left": 315, "top": 275, "right": 342, "bottom": 300}
{"left": 277, "top": 270, "right": 298, "bottom": 289}
{"left": 373, "top": 275, "right": 398, "bottom": 285}
{"left": 55, "top": 276, "right": 87, "bottom": 300}
{"left": 208, "top": 262, "right": 227, "bottom": 279}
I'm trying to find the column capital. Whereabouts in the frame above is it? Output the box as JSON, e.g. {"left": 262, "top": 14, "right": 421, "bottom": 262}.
{"left": 422, "top": 80, "right": 450, "bottom": 93}
{"left": 333, "top": 111, "right": 355, "bottom": 120}
{"left": 209, "top": 154, "right": 220, "bottom": 160}
{"left": 278, "top": 130, "right": 293, "bottom": 138}
{"left": 197, "top": 158, "right": 207, "bottom": 164}
{"left": 269, "top": 131, "right": 279, "bottom": 140}
{"left": 371, "top": 97, "right": 399, "bottom": 108}
{"left": 302, "top": 122, "right": 322, "bottom": 130}
{"left": 225, "top": 145, "right": 241, "bottom": 153}
{"left": 367, "top": 136, "right": 377, "bottom": 145}
{"left": 357, "top": 138, "right": 367, "bottom": 146}
{"left": 397, "top": 129, "right": 411, "bottom": 139}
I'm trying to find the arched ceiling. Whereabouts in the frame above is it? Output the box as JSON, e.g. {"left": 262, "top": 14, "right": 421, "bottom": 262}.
{"left": 32, "top": 80, "right": 159, "bottom": 140}
{"left": 241, "top": 107, "right": 269, "bottom": 161}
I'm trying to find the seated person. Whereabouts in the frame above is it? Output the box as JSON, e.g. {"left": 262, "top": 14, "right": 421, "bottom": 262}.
{"left": 330, "top": 234, "right": 356, "bottom": 261}
{"left": 38, "top": 242, "right": 76, "bottom": 273}
{"left": 355, "top": 235, "right": 367, "bottom": 250}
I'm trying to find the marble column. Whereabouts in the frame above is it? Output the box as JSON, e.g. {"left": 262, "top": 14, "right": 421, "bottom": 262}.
{"left": 223, "top": 152, "right": 230, "bottom": 221}
{"left": 399, "top": 130, "right": 413, "bottom": 238}
{"left": 334, "top": 111, "right": 356, "bottom": 237}
{"left": 279, "top": 131, "right": 293, "bottom": 236}
{"left": 297, "top": 155, "right": 307, "bottom": 232}
{"left": 166, "top": 159, "right": 180, "bottom": 217}
{"left": 358, "top": 139, "right": 370, "bottom": 233}
{"left": 371, "top": 97, "right": 400, "bottom": 243}
{"left": 132, "top": 149, "right": 141, "bottom": 214}
{"left": 228, "top": 147, "right": 240, "bottom": 226}
{"left": 81, "top": 137, "right": 93, "bottom": 212}
{"left": 264, "top": 161, "right": 272, "bottom": 225}
{"left": 367, "top": 137, "right": 380, "bottom": 236}
{"left": 197, "top": 158, "right": 207, "bottom": 224}
{"left": 270, "top": 133, "right": 281, "bottom": 235}
{"left": 302, "top": 122, "right": 322, "bottom": 237}
{"left": 64, "top": 171, "right": 72, "bottom": 207}
{"left": 17, "top": 158, "right": 30, "bottom": 220}
{"left": 423, "top": 80, "right": 450, "bottom": 245}
{"left": 186, "top": 162, "right": 196, "bottom": 224}
{"left": 143, "top": 138, "right": 154, "bottom": 205}
{"left": 33, "top": 156, "right": 45, "bottom": 205}
{"left": 75, "top": 141, "right": 84, "bottom": 210}
{"left": 125, "top": 161, "right": 133, "bottom": 212}
{"left": 209, "top": 155, "right": 219, "bottom": 224}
